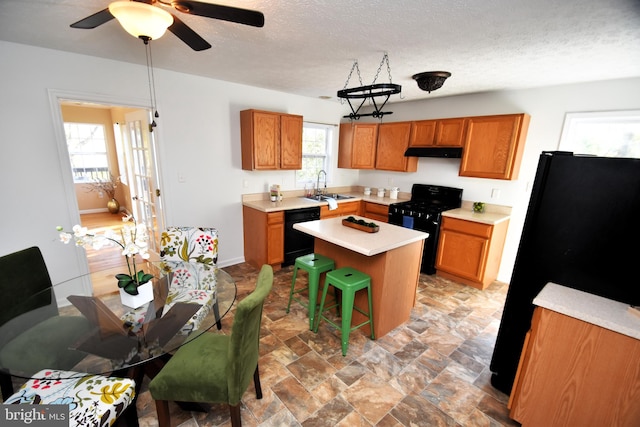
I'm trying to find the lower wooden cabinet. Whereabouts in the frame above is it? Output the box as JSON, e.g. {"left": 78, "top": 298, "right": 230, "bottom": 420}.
{"left": 509, "top": 307, "right": 640, "bottom": 426}
{"left": 435, "top": 216, "right": 509, "bottom": 289}
{"left": 242, "top": 206, "right": 284, "bottom": 270}
{"left": 361, "top": 202, "right": 389, "bottom": 222}
{"left": 242, "top": 200, "right": 386, "bottom": 271}
{"left": 320, "top": 200, "right": 359, "bottom": 219}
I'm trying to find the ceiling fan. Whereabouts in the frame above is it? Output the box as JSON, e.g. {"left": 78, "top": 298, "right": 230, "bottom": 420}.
{"left": 70, "top": 0, "right": 265, "bottom": 51}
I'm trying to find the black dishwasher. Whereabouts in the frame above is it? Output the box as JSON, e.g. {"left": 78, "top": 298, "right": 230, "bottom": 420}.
{"left": 283, "top": 207, "right": 320, "bottom": 266}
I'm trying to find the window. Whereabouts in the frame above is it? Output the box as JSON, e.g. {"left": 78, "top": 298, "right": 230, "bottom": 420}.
{"left": 558, "top": 110, "right": 640, "bottom": 158}
{"left": 64, "top": 122, "right": 109, "bottom": 182}
{"left": 296, "top": 122, "right": 335, "bottom": 186}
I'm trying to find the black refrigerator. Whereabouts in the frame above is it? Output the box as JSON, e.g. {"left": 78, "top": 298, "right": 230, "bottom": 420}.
{"left": 490, "top": 151, "right": 640, "bottom": 394}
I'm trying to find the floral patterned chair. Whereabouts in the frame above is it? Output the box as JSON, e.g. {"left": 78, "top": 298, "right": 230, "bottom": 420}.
{"left": 3, "top": 369, "right": 137, "bottom": 427}
{"left": 160, "top": 226, "right": 218, "bottom": 265}
{"left": 159, "top": 226, "right": 222, "bottom": 330}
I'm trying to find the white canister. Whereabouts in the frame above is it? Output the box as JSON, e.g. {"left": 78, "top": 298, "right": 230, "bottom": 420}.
{"left": 364, "top": 187, "right": 371, "bottom": 196}
{"left": 377, "top": 188, "right": 385, "bottom": 197}
{"left": 390, "top": 187, "right": 399, "bottom": 199}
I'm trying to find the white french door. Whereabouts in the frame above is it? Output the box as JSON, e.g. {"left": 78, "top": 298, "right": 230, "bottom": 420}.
{"left": 123, "top": 110, "right": 165, "bottom": 259}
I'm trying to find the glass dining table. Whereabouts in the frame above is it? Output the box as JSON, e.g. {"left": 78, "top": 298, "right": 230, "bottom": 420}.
{"left": 0, "top": 261, "right": 237, "bottom": 384}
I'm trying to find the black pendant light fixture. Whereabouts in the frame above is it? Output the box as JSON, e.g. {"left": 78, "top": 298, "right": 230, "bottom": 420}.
{"left": 412, "top": 71, "right": 451, "bottom": 93}
{"left": 338, "top": 52, "right": 402, "bottom": 120}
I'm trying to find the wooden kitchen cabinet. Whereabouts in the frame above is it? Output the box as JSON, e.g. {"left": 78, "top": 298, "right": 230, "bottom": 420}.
{"left": 509, "top": 306, "right": 640, "bottom": 426}
{"left": 409, "top": 118, "right": 466, "bottom": 147}
{"left": 337, "top": 122, "right": 378, "bottom": 169}
{"left": 435, "top": 216, "right": 509, "bottom": 289}
{"left": 320, "top": 200, "right": 359, "bottom": 219}
{"left": 361, "top": 201, "right": 389, "bottom": 222}
{"left": 240, "top": 109, "right": 303, "bottom": 170}
{"left": 375, "top": 122, "right": 417, "bottom": 172}
{"left": 459, "top": 113, "right": 530, "bottom": 180}
{"left": 242, "top": 206, "right": 284, "bottom": 270}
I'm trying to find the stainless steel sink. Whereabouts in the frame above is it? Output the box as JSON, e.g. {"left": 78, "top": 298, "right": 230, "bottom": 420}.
{"left": 303, "top": 194, "right": 355, "bottom": 202}
{"left": 329, "top": 193, "right": 356, "bottom": 200}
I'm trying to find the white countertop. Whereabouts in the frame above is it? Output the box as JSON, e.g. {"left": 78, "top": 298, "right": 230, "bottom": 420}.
{"left": 534, "top": 283, "right": 640, "bottom": 340}
{"left": 442, "top": 208, "right": 511, "bottom": 225}
{"left": 293, "top": 216, "right": 428, "bottom": 256}
{"left": 242, "top": 193, "right": 409, "bottom": 213}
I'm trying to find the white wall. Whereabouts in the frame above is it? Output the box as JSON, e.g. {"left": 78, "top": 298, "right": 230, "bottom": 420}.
{"left": 1, "top": 40, "right": 639, "bottom": 286}
{"left": 0, "top": 41, "right": 351, "bottom": 285}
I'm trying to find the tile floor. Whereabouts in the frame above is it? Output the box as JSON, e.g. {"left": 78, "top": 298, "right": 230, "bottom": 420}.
{"left": 134, "top": 262, "right": 520, "bottom": 427}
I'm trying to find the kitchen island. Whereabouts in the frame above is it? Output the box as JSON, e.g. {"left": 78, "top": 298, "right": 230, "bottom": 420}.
{"left": 294, "top": 216, "right": 428, "bottom": 338}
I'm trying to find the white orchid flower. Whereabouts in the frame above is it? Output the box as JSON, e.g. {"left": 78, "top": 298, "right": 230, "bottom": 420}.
{"left": 72, "top": 225, "right": 89, "bottom": 237}
{"left": 59, "top": 232, "right": 72, "bottom": 244}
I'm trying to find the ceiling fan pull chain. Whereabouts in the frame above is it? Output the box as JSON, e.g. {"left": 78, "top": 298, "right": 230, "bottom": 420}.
{"left": 144, "top": 40, "right": 159, "bottom": 130}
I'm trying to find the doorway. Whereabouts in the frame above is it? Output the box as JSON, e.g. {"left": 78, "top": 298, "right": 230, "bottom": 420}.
{"left": 51, "top": 91, "right": 165, "bottom": 294}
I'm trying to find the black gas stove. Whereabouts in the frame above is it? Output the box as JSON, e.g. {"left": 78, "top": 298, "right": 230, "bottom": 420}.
{"left": 388, "top": 184, "right": 463, "bottom": 274}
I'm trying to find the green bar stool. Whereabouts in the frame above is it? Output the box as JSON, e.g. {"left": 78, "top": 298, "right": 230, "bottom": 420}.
{"left": 286, "top": 253, "right": 335, "bottom": 330}
{"left": 314, "top": 266, "right": 375, "bottom": 356}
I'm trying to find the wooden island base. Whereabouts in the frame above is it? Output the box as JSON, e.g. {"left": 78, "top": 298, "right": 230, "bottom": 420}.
{"left": 314, "top": 238, "right": 423, "bottom": 338}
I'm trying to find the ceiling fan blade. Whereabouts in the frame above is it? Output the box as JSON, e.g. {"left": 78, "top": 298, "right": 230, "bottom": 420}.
{"left": 70, "top": 8, "right": 115, "bottom": 29}
{"left": 171, "top": 1, "right": 265, "bottom": 27}
{"left": 168, "top": 15, "right": 212, "bottom": 51}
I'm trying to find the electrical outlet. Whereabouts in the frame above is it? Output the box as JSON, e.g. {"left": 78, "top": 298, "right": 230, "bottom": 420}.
{"left": 243, "top": 179, "right": 249, "bottom": 188}
{"left": 491, "top": 188, "right": 501, "bottom": 199}
{"left": 98, "top": 191, "right": 104, "bottom": 199}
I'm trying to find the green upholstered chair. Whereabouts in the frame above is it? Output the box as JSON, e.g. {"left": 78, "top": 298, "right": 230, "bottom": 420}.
{"left": 149, "top": 264, "right": 273, "bottom": 427}
{"left": 0, "top": 247, "right": 92, "bottom": 399}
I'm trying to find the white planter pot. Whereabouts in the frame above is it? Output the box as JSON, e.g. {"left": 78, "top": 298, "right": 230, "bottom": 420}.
{"left": 119, "top": 281, "right": 154, "bottom": 309}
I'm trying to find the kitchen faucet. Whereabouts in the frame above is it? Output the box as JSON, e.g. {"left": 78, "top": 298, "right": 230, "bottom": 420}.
{"left": 316, "top": 170, "right": 327, "bottom": 196}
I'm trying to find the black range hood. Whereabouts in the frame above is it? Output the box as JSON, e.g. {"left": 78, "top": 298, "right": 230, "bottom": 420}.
{"left": 404, "top": 147, "right": 463, "bottom": 158}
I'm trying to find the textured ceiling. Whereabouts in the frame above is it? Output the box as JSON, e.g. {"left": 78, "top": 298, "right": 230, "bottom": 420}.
{"left": 1, "top": 0, "right": 640, "bottom": 103}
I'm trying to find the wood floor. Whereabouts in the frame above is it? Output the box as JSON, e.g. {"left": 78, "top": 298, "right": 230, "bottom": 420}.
{"left": 80, "top": 212, "right": 160, "bottom": 296}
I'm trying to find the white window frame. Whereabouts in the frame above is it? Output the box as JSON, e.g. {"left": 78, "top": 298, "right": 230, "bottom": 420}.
{"left": 295, "top": 122, "right": 335, "bottom": 187}
{"left": 64, "top": 122, "right": 110, "bottom": 183}
{"left": 558, "top": 110, "right": 640, "bottom": 159}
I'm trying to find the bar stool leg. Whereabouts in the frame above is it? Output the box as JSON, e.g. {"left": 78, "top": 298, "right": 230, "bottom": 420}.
{"left": 286, "top": 265, "right": 299, "bottom": 314}
{"left": 367, "top": 283, "right": 375, "bottom": 340}
{"left": 314, "top": 279, "right": 331, "bottom": 333}
{"left": 307, "top": 269, "right": 321, "bottom": 331}
{"left": 340, "top": 288, "right": 355, "bottom": 356}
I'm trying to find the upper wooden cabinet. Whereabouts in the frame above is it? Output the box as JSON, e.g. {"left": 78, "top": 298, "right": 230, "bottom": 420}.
{"left": 409, "top": 118, "right": 466, "bottom": 147}
{"left": 338, "top": 122, "right": 378, "bottom": 169}
{"left": 240, "top": 109, "right": 303, "bottom": 170}
{"left": 459, "top": 113, "right": 530, "bottom": 180}
{"left": 375, "top": 122, "right": 417, "bottom": 172}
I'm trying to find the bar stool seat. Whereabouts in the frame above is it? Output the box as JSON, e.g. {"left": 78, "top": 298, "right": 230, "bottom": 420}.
{"left": 313, "top": 266, "right": 375, "bottom": 356}
{"left": 286, "top": 253, "right": 335, "bottom": 330}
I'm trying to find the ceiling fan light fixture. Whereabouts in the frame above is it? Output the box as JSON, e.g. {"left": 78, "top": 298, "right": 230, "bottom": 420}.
{"left": 108, "top": 1, "right": 174, "bottom": 40}
{"left": 412, "top": 71, "right": 451, "bottom": 93}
